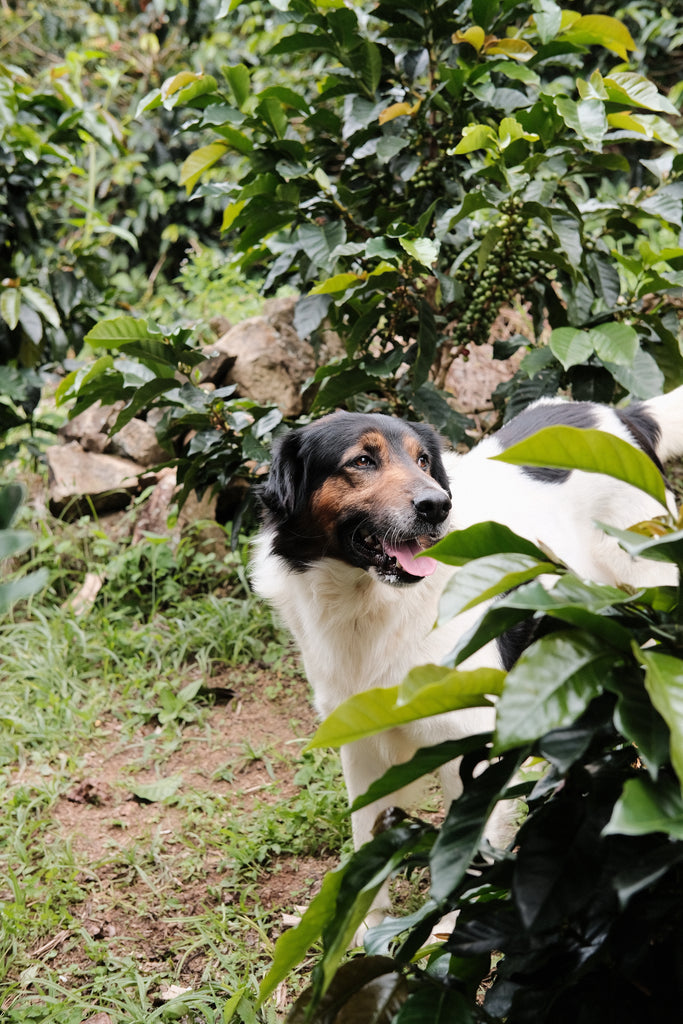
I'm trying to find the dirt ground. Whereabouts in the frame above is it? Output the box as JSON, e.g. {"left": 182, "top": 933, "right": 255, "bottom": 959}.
{"left": 25, "top": 665, "right": 338, "bottom": 1000}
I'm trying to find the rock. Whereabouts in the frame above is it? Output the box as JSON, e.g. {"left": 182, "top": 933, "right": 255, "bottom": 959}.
{"left": 445, "top": 342, "right": 524, "bottom": 415}
{"left": 131, "top": 467, "right": 227, "bottom": 559}
{"left": 58, "top": 401, "right": 122, "bottom": 454}
{"left": 131, "top": 467, "right": 178, "bottom": 544}
{"left": 174, "top": 485, "right": 226, "bottom": 559}
{"left": 209, "top": 314, "right": 232, "bottom": 337}
{"left": 47, "top": 442, "right": 147, "bottom": 516}
{"left": 211, "top": 297, "right": 317, "bottom": 416}
{"left": 109, "top": 418, "right": 168, "bottom": 467}
{"left": 196, "top": 346, "right": 235, "bottom": 386}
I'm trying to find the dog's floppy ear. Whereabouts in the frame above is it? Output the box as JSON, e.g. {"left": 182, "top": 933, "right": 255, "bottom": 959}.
{"left": 409, "top": 421, "right": 451, "bottom": 495}
{"left": 260, "top": 430, "right": 304, "bottom": 518}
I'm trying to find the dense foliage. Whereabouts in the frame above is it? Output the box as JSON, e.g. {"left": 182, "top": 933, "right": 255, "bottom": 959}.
{"left": 52, "top": 0, "right": 683, "bottom": 507}
{"left": 3, "top": 2, "right": 683, "bottom": 1021}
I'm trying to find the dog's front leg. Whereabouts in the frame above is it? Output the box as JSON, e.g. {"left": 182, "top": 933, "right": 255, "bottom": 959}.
{"left": 340, "top": 729, "right": 420, "bottom": 943}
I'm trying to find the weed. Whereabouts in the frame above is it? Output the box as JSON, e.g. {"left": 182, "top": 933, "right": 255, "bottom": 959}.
{"left": 1, "top": 500, "right": 344, "bottom": 1020}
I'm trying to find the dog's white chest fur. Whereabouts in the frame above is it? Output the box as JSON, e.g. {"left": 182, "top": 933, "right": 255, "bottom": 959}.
{"left": 251, "top": 537, "right": 483, "bottom": 718}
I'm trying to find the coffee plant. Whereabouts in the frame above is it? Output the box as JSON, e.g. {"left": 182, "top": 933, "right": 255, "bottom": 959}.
{"left": 120, "top": 0, "right": 683, "bottom": 438}
{"left": 60, "top": 0, "right": 683, "bottom": 513}
{"left": 256, "top": 432, "right": 683, "bottom": 1024}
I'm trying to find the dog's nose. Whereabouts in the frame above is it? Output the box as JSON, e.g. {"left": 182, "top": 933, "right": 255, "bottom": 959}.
{"left": 413, "top": 490, "right": 451, "bottom": 524}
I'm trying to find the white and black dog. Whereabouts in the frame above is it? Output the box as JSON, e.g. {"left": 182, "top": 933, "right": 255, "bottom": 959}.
{"left": 251, "top": 388, "right": 683, "bottom": 923}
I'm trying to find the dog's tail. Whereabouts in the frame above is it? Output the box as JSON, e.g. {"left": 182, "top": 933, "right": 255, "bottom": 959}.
{"left": 639, "top": 383, "right": 683, "bottom": 463}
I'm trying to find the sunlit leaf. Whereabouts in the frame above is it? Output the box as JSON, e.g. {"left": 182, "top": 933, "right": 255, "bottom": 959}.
{"left": 454, "top": 123, "right": 497, "bottom": 154}
{"left": 491, "top": 426, "right": 669, "bottom": 509}
{"left": 378, "top": 100, "right": 421, "bottom": 125}
{"left": 548, "top": 326, "right": 594, "bottom": 370}
{"left": 438, "top": 553, "right": 556, "bottom": 622}
{"left": 399, "top": 236, "right": 439, "bottom": 268}
{"left": 605, "top": 776, "right": 683, "bottom": 839}
{"left": 84, "top": 316, "right": 156, "bottom": 348}
{"left": 638, "top": 648, "right": 683, "bottom": 789}
{"left": 307, "top": 666, "right": 504, "bottom": 750}
{"left": 426, "top": 522, "right": 549, "bottom": 566}
{"left": 309, "top": 272, "right": 364, "bottom": 295}
{"left": 560, "top": 14, "right": 636, "bottom": 60}
{"left": 180, "top": 143, "right": 227, "bottom": 194}
{"left": 453, "top": 26, "right": 486, "bottom": 52}
{"left": 604, "top": 73, "right": 679, "bottom": 115}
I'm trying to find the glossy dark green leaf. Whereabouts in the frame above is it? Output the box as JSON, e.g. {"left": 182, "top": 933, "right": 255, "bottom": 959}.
{"left": 260, "top": 869, "right": 345, "bottom": 1004}
{"left": 604, "top": 775, "right": 683, "bottom": 840}
{"left": 430, "top": 749, "right": 527, "bottom": 902}
{"left": 438, "top": 553, "right": 556, "bottom": 621}
{"left": 394, "top": 986, "right": 474, "bottom": 1024}
{"left": 307, "top": 666, "right": 503, "bottom": 750}
{"left": 598, "top": 522, "right": 683, "bottom": 566}
{"left": 0, "top": 483, "right": 24, "bottom": 530}
{"left": 608, "top": 670, "right": 671, "bottom": 778}
{"left": 351, "top": 735, "right": 493, "bottom": 812}
{"left": 494, "top": 632, "right": 618, "bottom": 753}
{"left": 286, "top": 956, "right": 410, "bottom": 1024}
{"left": 638, "top": 648, "right": 683, "bottom": 788}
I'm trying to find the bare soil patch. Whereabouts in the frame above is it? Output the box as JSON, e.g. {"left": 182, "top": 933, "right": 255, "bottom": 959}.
{"left": 32, "top": 665, "right": 338, "bottom": 997}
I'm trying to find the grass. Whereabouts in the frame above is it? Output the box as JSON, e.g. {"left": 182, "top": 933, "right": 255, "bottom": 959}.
{"left": 0, "top": 497, "right": 349, "bottom": 1022}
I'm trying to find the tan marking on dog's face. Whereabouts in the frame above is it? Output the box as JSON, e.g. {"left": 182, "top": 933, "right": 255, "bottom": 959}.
{"left": 309, "top": 429, "right": 434, "bottom": 534}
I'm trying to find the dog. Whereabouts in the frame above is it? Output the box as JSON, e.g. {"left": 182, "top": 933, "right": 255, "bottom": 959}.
{"left": 251, "top": 387, "right": 683, "bottom": 927}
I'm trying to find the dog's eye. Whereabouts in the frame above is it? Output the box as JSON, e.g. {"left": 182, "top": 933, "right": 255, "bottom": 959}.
{"left": 417, "top": 453, "right": 430, "bottom": 469}
{"left": 350, "top": 454, "right": 374, "bottom": 468}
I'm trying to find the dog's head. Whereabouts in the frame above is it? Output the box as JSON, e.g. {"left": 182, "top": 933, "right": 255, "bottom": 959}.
{"left": 260, "top": 411, "right": 452, "bottom": 584}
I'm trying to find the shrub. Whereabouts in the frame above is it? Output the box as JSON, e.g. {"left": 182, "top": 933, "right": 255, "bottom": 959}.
{"left": 261, "top": 433, "right": 683, "bottom": 1023}
{"left": 62, "top": 0, "right": 683, "bottom": 511}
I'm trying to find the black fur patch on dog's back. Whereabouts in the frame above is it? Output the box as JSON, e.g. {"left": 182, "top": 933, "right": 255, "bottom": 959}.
{"left": 616, "top": 403, "right": 663, "bottom": 472}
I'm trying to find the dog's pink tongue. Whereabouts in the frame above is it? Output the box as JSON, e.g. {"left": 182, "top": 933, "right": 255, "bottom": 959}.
{"left": 384, "top": 540, "right": 438, "bottom": 578}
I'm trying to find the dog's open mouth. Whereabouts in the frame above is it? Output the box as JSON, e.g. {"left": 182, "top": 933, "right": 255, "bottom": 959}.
{"left": 351, "top": 532, "right": 439, "bottom": 583}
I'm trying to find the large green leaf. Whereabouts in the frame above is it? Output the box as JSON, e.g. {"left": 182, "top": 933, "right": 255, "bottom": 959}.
{"left": 84, "top": 316, "right": 157, "bottom": 349}
{"left": 180, "top": 143, "right": 227, "bottom": 194}
{"left": 597, "top": 523, "right": 683, "bottom": 567}
{"left": 394, "top": 987, "right": 474, "bottom": 1024}
{"left": 429, "top": 749, "right": 527, "bottom": 902}
{"left": 604, "top": 776, "right": 683, "bottom": 840}
{"left": 259, "top": 868, "right": 345, "bottom": 1004}
{"left": 548, "top": 326, "right": 594, "bottom": 370}
{"left": 350, "top": 736, "right": 492, "bottom": 812}
{"left": 307, "top": 666, "right": 504, "bottom": 750}
{"left": 425, "top": 521, "right": 548, "bottom": 566}
{"left": 491, "top": 426, "right": 669, "bottom": 509}
{"left": 288, "top": 957, "right": 411, "bottom": 1024}
{"left": 604, "top": 72, "right": 679, "bottom": 115}
{"left": 494, "top": 632, "right": 618, "bottom": 753}
{"left": 637, "top": 648, "right": 683, "bottom": 789}
{"left": 608, "top": 670, "right": 671, "bottom": 779}
{"left": 559, "top": 14, "right": 636, "bottom": 60}
{"left": 449, "top": 575, "right": 634, "bottom": 667}
{"left": 438, "top": 553, "right": 557, "bottom": 623}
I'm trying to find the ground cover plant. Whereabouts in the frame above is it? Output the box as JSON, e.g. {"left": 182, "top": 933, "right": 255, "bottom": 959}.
{"left": 0, "top": 488, "right": 349, "bottom": 1021}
